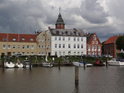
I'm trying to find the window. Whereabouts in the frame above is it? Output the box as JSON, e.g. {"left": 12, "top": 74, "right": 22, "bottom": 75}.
{"left": 63, "top": 37, "right": 65, "bottom": 41}
{"left": 8, "top": 45, "right": 11, "bottom": 49}
{"left": 68, "top": 51, "right": 71, "bottom": 55}
{"left": 27, "top": 45, "right": 29, "bottom": 48}
{"left": 48, "top": 45, "right": 50, "bottom": 48}
{"left": 59, "top": 37, "right": 61, "bottom": 40}
{"left": 94, "top": 36, "right": 96, "bottom": 40}
{"left": 39, "top": 45, "right": 40, "bottom": 48}
{"left": 18, "top": 45, "right": 20, "bottom": 48}
{"left": 3, "top": 45, "right": 6, "bottom": 49}
{"left": 74, "top": 44, "right": 76, "bottom": 48}
{"left": 22, "top": 45, "right": 25, "bottom": 49}
{"left": 74, "top": 37, "right": 76, "bottom": 41}
{"left": 68, "top": 44, "right": 71, "bottom": 48}
{"left": 81, "top": 52, "right": 83, "bottom": 55}
{"left": 63, "top": 44, "right": 65, "bottom": 48}
{"left": 30, "top": 38, "right": 34, "bottom": 41}
{"left": 81, "top": 44, "right": 83, "bottom": 48}
{"left": 68, "top": 37, "right": 70, "bottom": 41}
{"left": 77, "top": 44, "right": 79, "bottom": 48}
{"left": 31, "top": 45, "right": 34, "bottom": 49}
{"left": 22, "top": 38, "right": 25, "bottom": 41}
{"left": 13, "top": 52, "right": 15, "bottom": 55}
{"left": 55, "top": 37, "right": 57, "bottom": 40}
{"left": 13, "top": 38, "right": 16, "bottom": 41}
{"left": 55, "top": 44, "right": 57, "bottom": 48}
{"left": 77, "top": 37, "right": 79, "bottom": 41}
{"left": 13, "top": 45, "right": 16, "bottom": 48}
{"left": 81, "top": 37, "right": 83, "bottom": 41}
{"left": 59, "top": 44, "right": 61, "bottom": 48}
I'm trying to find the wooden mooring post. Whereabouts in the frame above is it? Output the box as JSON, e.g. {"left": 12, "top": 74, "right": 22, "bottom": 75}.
{"left": 1, "top": 54, "right": 5, "bottom": 71}
{"left": 75, "top": 66, "right": 79, "bottom": 86}
{"left": 58, "top": 60, "right": 60, "bottom": 70}
{"left": 29, "top": 61, "right": 32, "bottom": 71}
{"left": 83, "top": 62, "right": 86, "bottom": 70}
{"left": 105, "top": 59, "right": 108, "bottom": 68}
{"left": 2, "top": 57, "right": 5, "bottom": 71}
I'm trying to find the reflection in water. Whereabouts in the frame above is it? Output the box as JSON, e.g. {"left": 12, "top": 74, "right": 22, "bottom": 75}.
{"left": 73, "top": 85, "right": 79, "bottom": 93}
{"left": 0, "top": 67, "right": 124, "bottom": 93}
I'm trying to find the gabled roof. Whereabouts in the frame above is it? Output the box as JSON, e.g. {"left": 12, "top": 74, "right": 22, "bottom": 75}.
{"left": 0, "top": 33, "right": 37, "bottom": 42}
{"left": 49, "top": 28, "right": 85, "bottom": 37}
{"left": 104, "top": 36, "right": 119, "bottom": 44}
{"left": 86, "top": 33, "right": 101, "bottom": 44}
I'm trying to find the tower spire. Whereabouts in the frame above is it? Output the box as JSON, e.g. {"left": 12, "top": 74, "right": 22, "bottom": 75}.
{"left": 55, "top": 7, "right": 65, "bottom": 29}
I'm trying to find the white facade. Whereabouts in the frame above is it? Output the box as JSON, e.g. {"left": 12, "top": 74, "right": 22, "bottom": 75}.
{"left": 51, "top": 36, "right": 87, "bottom": 56}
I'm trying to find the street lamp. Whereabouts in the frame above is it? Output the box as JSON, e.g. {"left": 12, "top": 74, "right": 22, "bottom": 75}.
{"left": 63, "top": 52, "right": 65, "bottom": 63}
{"left": 52, "top": 57, "right": 55, "bottom": 63}
{"left": 81, "top": 52, "right": 83, "bottom": 62}
{"left": 57, "top": 52, "right": 61, "bottom": 70}
{"left": 68, "top": 51, "right": 71, "bottom": 63}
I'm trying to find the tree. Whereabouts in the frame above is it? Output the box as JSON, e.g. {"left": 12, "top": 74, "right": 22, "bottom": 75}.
{"left": 116, "top": 36, "right": 124, "bottom": 50}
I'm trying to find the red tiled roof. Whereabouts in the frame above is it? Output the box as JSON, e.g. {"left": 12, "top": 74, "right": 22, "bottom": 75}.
{"left": 104, "top": 36, "right": 119, "bottom": 44}
{"left": 0, "top": 33, "right": 37, "bottom": 42}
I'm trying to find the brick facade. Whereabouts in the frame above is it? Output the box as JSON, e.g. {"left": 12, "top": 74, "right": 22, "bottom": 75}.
{"left": 87, "top": 33, "right": 102, "bottom": 56}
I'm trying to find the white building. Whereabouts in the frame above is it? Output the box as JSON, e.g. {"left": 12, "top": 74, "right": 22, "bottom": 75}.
{"left": 37, "top": 13, "right": 87, "bottom": 56}
{"left": 50, "top": 29, "right": 87, "bottom": 56}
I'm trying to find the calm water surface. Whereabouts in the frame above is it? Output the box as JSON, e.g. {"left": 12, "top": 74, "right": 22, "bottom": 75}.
{"left": 0, "top": 66, "right": 124, "bottom": 93}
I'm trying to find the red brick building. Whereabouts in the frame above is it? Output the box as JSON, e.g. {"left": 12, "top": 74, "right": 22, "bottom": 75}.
{"left": 86, "top": 33, "right": 102, "bottom": 56}
{"left": 103, "top": 36, "right": 119, "bottom": 58}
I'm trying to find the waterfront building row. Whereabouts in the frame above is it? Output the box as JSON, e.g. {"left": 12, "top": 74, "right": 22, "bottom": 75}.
{"left": 0, "top": 13, "right": 102, "bottom": 57}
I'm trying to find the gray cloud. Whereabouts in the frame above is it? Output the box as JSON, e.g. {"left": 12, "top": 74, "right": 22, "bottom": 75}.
{"left": 0, "top": 0, "right": 57, "bottom": 33}
{"left": 0, "top": 0, "right": 123, "bottom": 41}
{"left": 86, "top": 26, "right": 118, "bottom": 42}
{"left": 80, "top": 0, "right": 108, "bottom": 24}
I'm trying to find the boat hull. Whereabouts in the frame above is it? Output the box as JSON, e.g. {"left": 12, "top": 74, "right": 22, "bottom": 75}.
{"left": 108, "top": 61, "right": 124, "bottom": 66}
{"left": 72, "top": 62, "right": 93, "bottom": 67}
{"left": 42, "top": 62, "right": 53, "bottom": 67}
{"left": 4, "top": 62, "right": 15, "bottom": 68}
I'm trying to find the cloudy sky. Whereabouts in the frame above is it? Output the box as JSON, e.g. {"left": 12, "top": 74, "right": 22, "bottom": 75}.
{"left": 0, "top": 0, "right": 124, "bottom": 41}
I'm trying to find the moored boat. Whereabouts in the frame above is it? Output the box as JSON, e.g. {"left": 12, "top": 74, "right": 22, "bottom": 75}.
{"left": 23, "top": 60, "right": 32, "bottom": 68}
{"left": 93, "top": 60, "right": 105, "bottom": 66}
{"left": 42, "top": 62, "right": 53, "bottom": 67}
{"left": 72, "top": 62, "right": 84, "bottom": 67}
{"left": 15, "top": 63, "right": 23, "bottom": 68}
{"left": 4, "top": 62, "right": 15, "bottom": 68}
{"left": 108, "top": 59, "right": 124, "bottom": 66}
{"left": 72, "top": 62, "right": 93, "bottom": 67}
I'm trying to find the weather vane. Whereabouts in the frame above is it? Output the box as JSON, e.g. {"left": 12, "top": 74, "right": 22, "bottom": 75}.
{"left": 59, "top": 7, "right": 61, "bottom": 14}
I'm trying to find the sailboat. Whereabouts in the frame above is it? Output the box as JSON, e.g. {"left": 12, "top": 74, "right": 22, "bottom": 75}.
{"left": 4, "top": 62, "right": 15, "bottom": 68}
{"left": 15, "top": 59, "right": 23, "bottom": 68}
{"left": 42, "top": 56, "right": 53, "bottom": 67}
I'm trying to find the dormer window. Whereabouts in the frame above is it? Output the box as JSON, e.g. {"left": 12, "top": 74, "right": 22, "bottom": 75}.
{"left": 3, "top": 38, "right": 7, "bottom": 41}
{"left": 30, "top": 38, "right": 34, "bottom": 41}
{"left": 13, "top": 38, "right": 16, "bottom": 41}
{"left": 59, "top": 32, "right": 62, "bottom": 35}
{"left": 56, "top": 31, "right": 59, "bottom": 35}
{"left": 76, "top": 32, "right": 79, "bottom": 36}
{"left": 68, "top": 32, "right": 70, "bottom": 35}
{"left": 22, "top": 38, "right": 25, "bottom": 41}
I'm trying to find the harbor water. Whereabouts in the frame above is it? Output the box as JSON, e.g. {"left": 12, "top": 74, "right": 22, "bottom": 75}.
{"left": 0, "top": 66, "right": 124, "bottom": 93}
